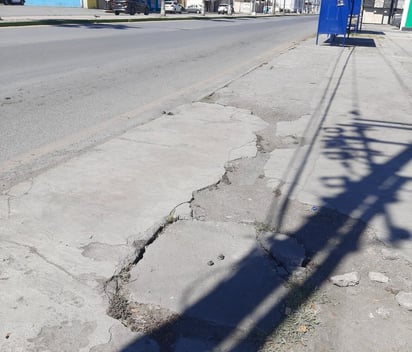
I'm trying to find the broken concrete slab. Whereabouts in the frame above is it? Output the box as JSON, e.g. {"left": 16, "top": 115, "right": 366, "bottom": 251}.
{"left": 258, "top": 232, "right": 306, "bottom": 272}
{"left": 0, "top": 103, "right": 266, "bottom": 351}
{"left": 127, "top": 221, "right": 287, "bottom": 340}
{"left": 192, "top": 179, "right": 274, "bottom": 225}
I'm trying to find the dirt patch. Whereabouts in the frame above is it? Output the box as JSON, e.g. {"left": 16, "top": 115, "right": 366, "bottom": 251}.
{"left": 259, "top": 284, "right": 328, "bottom": 352}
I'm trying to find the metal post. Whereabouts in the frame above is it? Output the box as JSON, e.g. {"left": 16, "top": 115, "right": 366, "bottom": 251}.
{"left": 160, "top": 0, "right": 166, "bottom": 16}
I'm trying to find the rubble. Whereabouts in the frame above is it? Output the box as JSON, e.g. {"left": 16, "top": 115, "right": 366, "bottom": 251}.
{"left": 395, "top": 291, "right": 412, "bottom": 311}
{"left": 368, "top": 271, "right": 389, "bottom": 283}
{"left": 330, "top": 272, "right": 360, "bottom": 287}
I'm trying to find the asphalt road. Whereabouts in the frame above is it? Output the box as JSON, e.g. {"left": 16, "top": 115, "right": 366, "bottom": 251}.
{"left": 0, "top": 15, "right": 317, "bottom": 189}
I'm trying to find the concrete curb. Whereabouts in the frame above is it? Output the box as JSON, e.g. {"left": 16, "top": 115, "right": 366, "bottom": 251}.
{"left": 0, "top": 11, "right": 308, "bottom": 27}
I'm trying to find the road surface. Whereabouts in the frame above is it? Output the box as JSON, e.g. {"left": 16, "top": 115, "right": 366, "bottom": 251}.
{"left": 0, "top": 15, "right": 317, "bottom": 189}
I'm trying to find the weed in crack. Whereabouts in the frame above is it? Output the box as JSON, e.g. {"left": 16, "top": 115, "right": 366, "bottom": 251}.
{"left": 254, "top": 221, "right": 273, "bottom": 233}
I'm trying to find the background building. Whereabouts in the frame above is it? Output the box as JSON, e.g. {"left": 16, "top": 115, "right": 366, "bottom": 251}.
{"left": 362, "top": 0, "right": 404, "bottom": 25}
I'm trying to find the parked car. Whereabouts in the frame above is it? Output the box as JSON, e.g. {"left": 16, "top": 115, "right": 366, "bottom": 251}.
{"left": 186, "top": 4, "right": 203, "bottom": 13}
{"left": 2, "top": 0, "right": 25, "bottom": 4}
{"left": 165, "top": 1, "right": 183, "bottom": 13}
{"left": 112, "top": 0, "right": 149, "bottom": 15}
{"left": 217, "top": 4, "right": 234, "bottom": 14}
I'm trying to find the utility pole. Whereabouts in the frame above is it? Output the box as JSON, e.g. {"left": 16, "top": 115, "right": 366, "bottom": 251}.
{"left": 228, "top": 0, "right": 233, "bottom": 15}
{"left": 202, "top": 0, "right": 206, "bottom": 15}
{"left": 272, "top": 0, "right": 276, "bottom": 14}
{"left": 160, "top": 0, "right": 166, "bottom": 16}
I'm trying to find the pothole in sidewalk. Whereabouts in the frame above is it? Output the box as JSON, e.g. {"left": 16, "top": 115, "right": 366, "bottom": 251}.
{"left": 191, "top": 153, "right": 277, "bottom": 225}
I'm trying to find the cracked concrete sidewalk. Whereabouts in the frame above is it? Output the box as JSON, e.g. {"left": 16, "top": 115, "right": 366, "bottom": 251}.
{"left": 1, "top": 24, "right": 412, "bottom": 352}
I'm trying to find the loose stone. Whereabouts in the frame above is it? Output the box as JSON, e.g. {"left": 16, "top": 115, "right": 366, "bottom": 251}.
{"left": 395, "top": 291, "right": 412, "bottom": 311}
{"left": 375, "top": 307, "right": 391, "bottom": 319}
{"left": 381, "top": 248, "right": 399, "bottom": 260}
{"left": 330, "top": 272, "right": 360, "bottom": 287}
{"left": 368, "top": 271, "right": 389, "bottom": 283}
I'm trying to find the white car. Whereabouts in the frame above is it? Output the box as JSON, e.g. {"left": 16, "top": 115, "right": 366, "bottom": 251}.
{"left": 186, "top": 4, "right": 203, "bottom": 13}
{"left": 217, "top": 3, "right": 234, "bottom": 14}
{"left": 165, "top": 1, "right": 183, "bottom": 13}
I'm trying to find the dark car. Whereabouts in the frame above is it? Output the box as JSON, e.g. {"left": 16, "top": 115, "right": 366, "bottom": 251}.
{"left": 112, "top": 0, "right": 149, "bottom": 15}
{"left": 2, "top": 0, "right": 25, "bottom": 4}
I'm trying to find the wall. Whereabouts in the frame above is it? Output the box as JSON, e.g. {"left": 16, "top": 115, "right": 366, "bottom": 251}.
{"left": 401, "top": 0, "right": 412, "bottom": 28}
{"left": 25, "top": 0, "right": 124, "bottom": 8}
{"left": 26, "top": 0, "right": 82, "bottom": 6}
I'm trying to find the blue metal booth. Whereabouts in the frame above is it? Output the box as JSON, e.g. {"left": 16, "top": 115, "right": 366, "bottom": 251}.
{"left": 316, "top": 0, "right": 362, "bottom": 44}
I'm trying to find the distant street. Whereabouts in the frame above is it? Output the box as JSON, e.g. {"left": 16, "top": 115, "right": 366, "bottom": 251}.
{"left": 0, "top": 16, "right": 317, "bottom": 188}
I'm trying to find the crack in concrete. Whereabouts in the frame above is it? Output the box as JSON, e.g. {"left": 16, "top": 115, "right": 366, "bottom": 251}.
{"left": 5, "top": 240, "right": 79, "bottom": 281}
{"left": 118, "top": 137, "right": 172, "bottom": 148}
{"left": 7, "top": 179, "right": 34, "bottom": 197}
{"left": 104, "top": 205, "right": 187, "bottom": 322}
{"left": 255, "top": 232, "right": 289, "bottom": 274}
{"left": 4, "top": 179, "right": 34, "bottom": 219}
{"left": 7, "top": 196, "right": 11, "bottom": 219}
{"left": 106, "top": 324, "right": 115, "bottom": 345}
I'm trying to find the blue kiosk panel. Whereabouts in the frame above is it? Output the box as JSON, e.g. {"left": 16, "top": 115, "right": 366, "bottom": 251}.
{"left": 317, "top": 0, "right": 362, "bottom": 44}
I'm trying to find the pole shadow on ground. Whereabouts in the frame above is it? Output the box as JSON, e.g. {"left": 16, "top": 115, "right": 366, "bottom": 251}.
{"left": 119, "top": 40, "right": 412, "bottom": 352}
